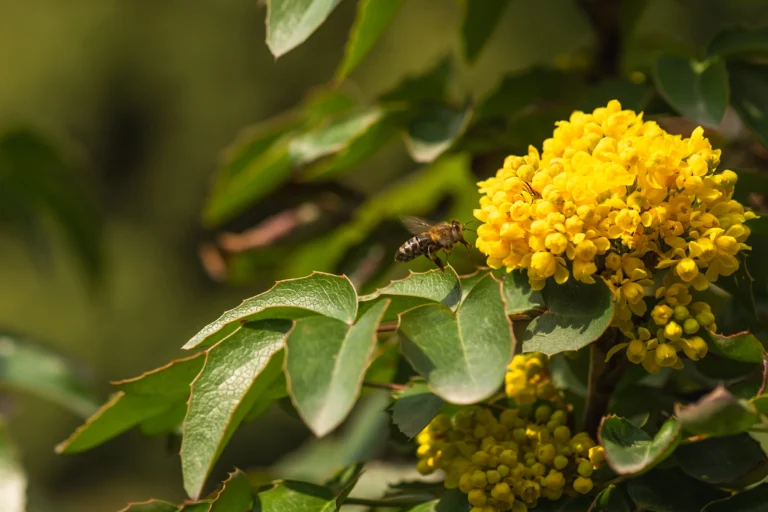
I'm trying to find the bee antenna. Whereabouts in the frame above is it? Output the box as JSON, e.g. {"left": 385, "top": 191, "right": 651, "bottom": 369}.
{"left": 463, "top": 228, "right": 476, "bottom": 233}
{"left": 463, "top": 220, "right": 479, "bottom": 228}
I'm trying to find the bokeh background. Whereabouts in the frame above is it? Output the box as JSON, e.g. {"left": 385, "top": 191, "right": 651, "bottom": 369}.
{"left": 1, "top": 1, "right": 768, "bottom": 510}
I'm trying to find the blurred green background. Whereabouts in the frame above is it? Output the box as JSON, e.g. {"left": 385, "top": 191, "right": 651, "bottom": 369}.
{"left": 1, "top": 0, "right": 767, "bottom": 510}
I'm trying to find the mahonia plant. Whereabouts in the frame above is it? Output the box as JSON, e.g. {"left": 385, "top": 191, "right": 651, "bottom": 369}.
{"left": 475, "top": 100, "right": 757, "bottom": 374}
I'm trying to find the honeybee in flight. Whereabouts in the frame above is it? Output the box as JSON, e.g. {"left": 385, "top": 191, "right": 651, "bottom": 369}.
{"left": 395, "top": 216, "right": 473, "bottom": 271}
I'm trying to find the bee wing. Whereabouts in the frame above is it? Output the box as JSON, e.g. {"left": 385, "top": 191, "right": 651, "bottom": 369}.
{"left": 400, "top": 215, "right": 435, "bottom": 234}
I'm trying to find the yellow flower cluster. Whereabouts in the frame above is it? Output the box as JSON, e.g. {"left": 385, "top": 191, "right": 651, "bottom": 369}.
{"left": 474, "top": 100, "right": 756, "bottom": 371}
{"left": 416, "top": 354, "right": 605, "bottom": 511}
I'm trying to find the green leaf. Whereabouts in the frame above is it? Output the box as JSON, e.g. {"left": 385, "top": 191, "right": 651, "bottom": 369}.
{"left": 290, "top": 107, "right": 384, "bottom": 164}
{"left": 285, "top": 299, "right": 389, "bottom": 437}
{"left": 182, "top": 321, "right": 288, "bottom": 499}
{"left": 0, "top": 421, "right": 25, "bottom": 512}
{"left": 381, "top": 57, "right": 451, "bottom": 103}
{"left": 184, "top": 273, "right": 357, "bottom": 350}
{"left": 590, "top": 485, "right": 633, "bottom": 512}
{"left": 139, "top": 402, "right": 187, "bottom": 436}
{"left": 265, "top": 0, "right": 342, "bottom": 58}
{"left": 57, "top": 354, "right": 205, "bottom": 454}
{"left": 404, "top": 105, "right": 471, "bottom": 163}
{"left": 0, "top": 333, "right": 97, "bottom": 417}
{"left": 675, "top": 386, "right": 761, "bottom": 437}
{"left": 599, "top": 416, "right": 680, "bottom": 475}
{"left": 203, "top": 133, "right": 293, "bottom": 227}
{"left": 707, "top": 27, "right": 768, "bottom": 58}
{"left": 702, "top": 483, "right": 768, "bottom": 512}
{"left": 391, "top": 382, "right": 445, "bottom": 438}
{"left": 729, "top": 62, "right": 768, "bottom": 147}
{"left": 580, "top": 79, "right": 655, "bottom": 112}
{"left": 522, "top": 278, "right": 614, "bottom": 355}
{"left": 281, "top": 154, "right": 476, "bottom": 277}
{"left": 360, "top": 266, "right": 463, "bottom": 323}
{"left": 118, "top": 500, "right": 178, "bottom": 512}
{"left": 177, "top": 503, "right": 211, "bottom": 512}
{"left": 460, "top": 0, "right": 511, "bottom": 64}
{"left": 253, "top": 481, "right": 336, "bottom": 511}
{"left": 495, "top": 270, "right": 545, "bottom": 315}
{"left": 0, "top": 128, "right": 102, "bottom": 284}
{"left": 676, "top": 434, "right": 768, "bottom": 488}
{"left": 407, "top": 489, "right": 469, "bottom": 511}
{"left": 398, "top": 273, "right": 514, "bottom": 403}
{"left": 707, "top": 331, "right": 765, "bottom": 363}
{"left": 626, "top": 468, "right": 728, "bottom": 512}
{"left": 653, "top": 55, "right": 729, "bottom": 128}
{"left": 209, "top": 470, "right": 254, "bottom": 512}
{"left": 335, "top": 0, "right": 404, "bottom": 81}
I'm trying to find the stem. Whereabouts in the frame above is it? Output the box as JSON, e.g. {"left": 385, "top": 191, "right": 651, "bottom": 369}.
{"left": 377, "top": 322, "right": 398, "bottom": 333}
{"left": 345, "top": 496, "right": 428, "bottom": 508}
{"left": 578, "top": 0, "right": 622, "bottom": 81}
{"left": 583, "top": 328, "right": 627, "bottom": 438}
{"left": 362, "top": 381, "right": 406, "bottom": 391}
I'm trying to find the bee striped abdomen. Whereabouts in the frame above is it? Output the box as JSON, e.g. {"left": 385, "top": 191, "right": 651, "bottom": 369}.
{"left": 395, "top": 234, "right": 429, "bottom": 261}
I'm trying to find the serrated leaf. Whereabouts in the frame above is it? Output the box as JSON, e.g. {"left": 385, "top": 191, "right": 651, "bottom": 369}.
{"left": 265, "top": 0, "right": 342, "bottom": 58}
{"left": 676, "top": 434, "right": 768, "bottom": 488}
{"left": 286, "top": 299, "right": 389, "bottom": 437}
{"left": 626, "top": 469, "right": 728, "bottom": 512}
{"left": 729, "top": 62, "right": 768, "bottom": 148}
{"left": 0, "top": 333, "right": 97, "bottom": 418}
{"left": 675, "top": 386, "right": 761, "bottom": 437}
{"left": 114, "top": 353, "right": 205, "bottom": 398}
{"left": 392, "top": 382, "right": 445, "bottom": 438}
{"left": 398, "top": 273, "right": 514, "bottom": 403}
{"left": 460, "top": 0, "right": 510, "bottom": 64}
{"left": 599, "top": 416, "right": 680, "bottom": 475}
{"left": 522, "top": 278, "right": 614, "bottom": 355}
{"left": 203, "top": 135, "right": 294, "bottom": 227}
{"left": 335, "top": 0, "right": 404, "bottom": 81}
{"left": 253, "top": 481, "right": 336, "bottom": 511}
{"left": 282, "top": 154, "right": 476, "bottom": 277}
{"left": 707, "top": 26, "right": 768, "bottom": 58}
{"left": 381, "top": 58, "right": 451, "bottom": 103}
{"left": 184, "top": 273, "right": 357, "bottom": 350}
{"left": 0, "top": 128, "right": 102, "bottom": 284}
{"left": 177, "top": 503, "right": 211, "bottom": 512}
{"left": 360, "top": 267, "right": 463, "bottom": 323}
{"left": 707, "top": 331, "right": 765, "bottom": 363}
{"left": 118, "top": 500, "right": 178, "bottom": 512}
{"left": 590, "top": 484, "right": 633, "bottom": 512}
{"left": 209, "top": 470, "right": 254, "bottom": 512}
{"left": 654, "top": 56, "right": 728, "bottom": 128}
{"left": 139, "top": 402, "right": 187, "bottom": 436}
{"left": 702, "top": 482, "right": 768, "bottom": 512}
{"left": 404, "top": 105, "right": 471, "bottom": 163}
{"left": 182, "top": 321, "right": 288, "bottom": 499}
{"left": 0, "top": 421, "right": 25, "bottom": 512}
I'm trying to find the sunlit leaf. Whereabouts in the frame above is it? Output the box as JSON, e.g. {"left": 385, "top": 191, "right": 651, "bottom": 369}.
{"left": 599, "top": 416, "right": 680, "bottom": 475}
{"left": 253, "top": 480, "right": 336, "bottom": 511}
{"left": 675, "top": 386, "right": 761, "bottom": 437}
{"left": 290, "top": 107, "right": 384, "bottom": 164}
{"left": 404, "top": 104, "right": 471, "bottom": 164}
{"left": 0, "top": 421, "right": 25, "bottom": 512}
{"left": 702, "top": 483, "right": 768, "bottom": 512}
{"left": 706, "top": 331, "right": 765, "bottom": 364}
{"left": 729, "top": 62, "right": 768, "bottom": 148}
{"left": 398, "top": 273, "right": 514, "bottom": 403}
{"left": 391, "top": 382, "right": 445, "bottom": 438}
{"left": 654, "top": 55, "right": 728, "bottom": 128}
{"left": 285, "top": 299, "right": 389, "bottom": 437}
{"left": 626, "top": 468, "right": 728, "bottom": 512}
{"left": 336, "top": 0, "right": 405, "bottom": 81}
{"left": 0, "top": 333, "right": 97, "bottom": 417}
{"left": 460, "top": 0, "right": 511, "bottom": 64}
{"left": 184, "top": 273, "right": 357, "bottom": 350}
{"left": 209, "top": 470, "right": 254, "bottom": 512}
{"left": 522, "top": 278, "right": 614, "bottom": 355}
{"left": 676, "top": 434, "right": 768, "bottom": 489}
{"left": 266, "top": 0, "right": 342, "bottom": 58}
{"left": 182, "top": 321, "right": 288, "bottom": 499}
{"left": 707, "top": 26, "right": 768, "bottom": 58}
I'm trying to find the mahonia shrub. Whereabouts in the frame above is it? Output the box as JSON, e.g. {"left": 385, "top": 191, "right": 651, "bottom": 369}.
{"left": 474, "top": 100, "right": 756, "bottom": 374}
{"left": 416, "top": 353, "right": 606, "bottom": 512}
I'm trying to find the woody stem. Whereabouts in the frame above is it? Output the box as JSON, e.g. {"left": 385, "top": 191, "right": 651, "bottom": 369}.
{"left": 583, "top": 328, "right": 628, "bottom": 438}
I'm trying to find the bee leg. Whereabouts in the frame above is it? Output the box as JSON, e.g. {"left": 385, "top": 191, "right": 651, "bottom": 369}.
{"left": 426, "top": 246, "right": 445, "bottom": 272}
{"left": 461, "top": 239, "right": 471, "bottom": 255}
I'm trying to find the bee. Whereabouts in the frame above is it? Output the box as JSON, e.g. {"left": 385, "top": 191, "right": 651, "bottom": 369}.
{"left": 395, "top": 216, "right": 473, "bottom": 271}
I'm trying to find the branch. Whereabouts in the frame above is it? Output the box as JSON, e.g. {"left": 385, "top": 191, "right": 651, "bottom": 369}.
{"left": 377, "top": 322, "right": 398, "bottom": 333}
{"left": 362, "top": 381, "right": 406, "bottom": 392}
{"left": 582, "top": 328, "right": 627, "bottom": 437}
{"left": 578, "top": 0, "right": 622, "bottom": 81}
